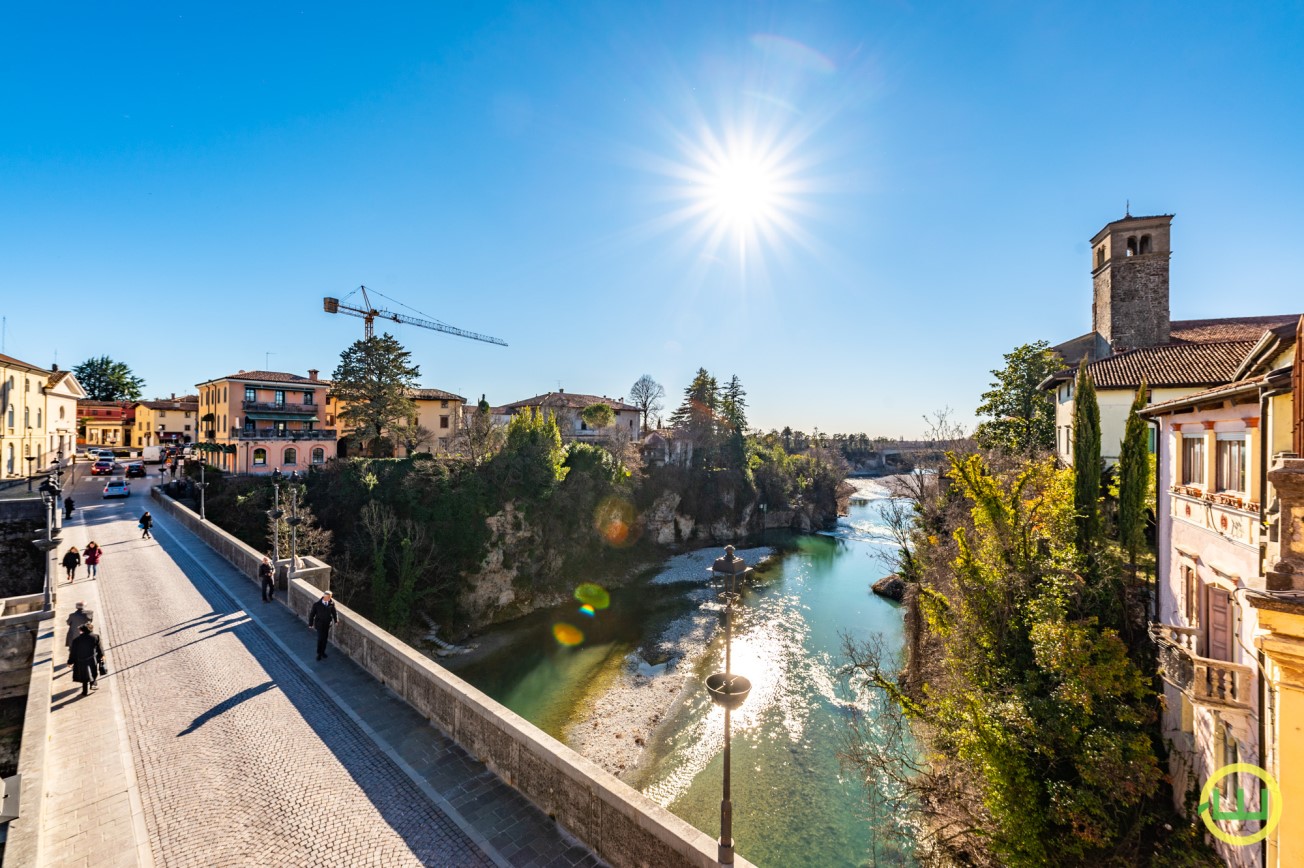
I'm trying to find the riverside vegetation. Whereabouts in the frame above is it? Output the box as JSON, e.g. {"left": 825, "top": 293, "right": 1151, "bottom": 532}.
{"left": 183, "top": 361, "right": 851, "bottom": 640}
{"left": 841, "top": 348, "right": 1217, "bottom": 866}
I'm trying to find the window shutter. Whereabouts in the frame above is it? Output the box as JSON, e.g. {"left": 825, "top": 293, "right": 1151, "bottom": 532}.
{"left": 1205, "top": 586, "right": 1233, "bottom": 662}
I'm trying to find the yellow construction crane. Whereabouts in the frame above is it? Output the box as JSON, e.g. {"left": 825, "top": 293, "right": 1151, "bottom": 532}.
{"left": 323, "top": 285, "right": 507, "bottom": 346}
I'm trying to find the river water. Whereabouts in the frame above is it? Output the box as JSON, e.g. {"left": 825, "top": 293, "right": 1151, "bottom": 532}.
{"left": 447, "top": 480, "right": 910, "bottom": 867}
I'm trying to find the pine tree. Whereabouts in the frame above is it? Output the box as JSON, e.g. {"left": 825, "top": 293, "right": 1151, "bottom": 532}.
{"left": 1117, "top": 383, "right": 1150, "bottom": 577}
{"left": 330, "top": 333, "right": 420, "bottom": 457}
{"left": 670, "top": 368, "right": 720, "bottom": 466}
{"left": 1072, "top": 366, "right": 1102, "bottom": 559}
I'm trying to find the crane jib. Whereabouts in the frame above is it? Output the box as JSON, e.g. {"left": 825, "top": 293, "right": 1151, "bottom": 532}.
{"left": 321, "top": 295, "right": 507, "bottom": 347}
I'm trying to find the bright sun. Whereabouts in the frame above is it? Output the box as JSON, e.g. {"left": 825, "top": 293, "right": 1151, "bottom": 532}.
{"left": 704, "top": 155, "right": 778, "bottom": 230}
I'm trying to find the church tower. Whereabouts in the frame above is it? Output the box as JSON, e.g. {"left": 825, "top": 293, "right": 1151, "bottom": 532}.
{"left": 1090, "top": 213, "right": 1173, "bottom": 354}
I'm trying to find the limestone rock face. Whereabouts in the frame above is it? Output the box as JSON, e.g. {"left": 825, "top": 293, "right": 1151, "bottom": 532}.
{"left": 871, "top": 573, "right": 906, "bottom": 602}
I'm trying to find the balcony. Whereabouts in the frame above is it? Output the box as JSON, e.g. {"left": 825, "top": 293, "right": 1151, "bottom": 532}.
{"left": 232, "top": 428, "right": 337, "bottom": 441}
{"left": 242, "top": 400, "right": 318, "bottom": 415}
{"left": 1150, "top": 623, "right": 1253, "bottom": 713}
{"left": 1169, "top": 488, "right": 1260, "bottom": 548}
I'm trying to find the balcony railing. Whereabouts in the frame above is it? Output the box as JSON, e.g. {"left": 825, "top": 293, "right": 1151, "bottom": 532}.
{"left": 232, "top": 428, "right": 337, "bottom": 441}
{"left": 241, "top": 400, "right": 318, "bottom": 414}
{"left": 1150, "top": 623, "right": 1253, "bottom": 712}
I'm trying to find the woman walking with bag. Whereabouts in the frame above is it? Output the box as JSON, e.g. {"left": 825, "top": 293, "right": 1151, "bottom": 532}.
{"left": 68, "top": 623, "right": 106, "bottom": 696}
{"left": 84, "top": 542, "right": 103, "bottom": 579}
{"left": 61, "top": 546, "right": 81, "bottom": 583}
{"left": 139, "top": 511, "right": 153, "bottom": 539}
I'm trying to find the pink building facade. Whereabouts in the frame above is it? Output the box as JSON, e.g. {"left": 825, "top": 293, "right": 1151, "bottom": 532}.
{"left": 195, "top": 369, "right": 336, "bottom": 475}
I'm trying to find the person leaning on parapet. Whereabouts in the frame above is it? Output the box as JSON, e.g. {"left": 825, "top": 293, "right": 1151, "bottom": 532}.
{"left": 68, "top": 623, "right": 106, "bottom": 696}
{"left": 308, "top": 591, "right": 337, "bottom": 661}
{"left": 139, "top": 510, "right": 153, "bottom": 539}
{"left": 61, "top": 545, "right": 81, "bottom": 583}
{"left": 65, "top": 602, "right": 93, "bottom": 649}
{"left": 259, "top": 556, "right": 275, "bottom": 603}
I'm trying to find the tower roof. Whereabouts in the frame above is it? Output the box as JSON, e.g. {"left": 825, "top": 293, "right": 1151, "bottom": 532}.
{"left": 1090, "top": 213, "right": 1173, "bottom": 245}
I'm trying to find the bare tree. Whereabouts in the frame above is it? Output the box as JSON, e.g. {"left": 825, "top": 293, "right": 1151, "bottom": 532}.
{"left": 394, "top": 421, "right": 435, "bottom": 456}
{"left": 453, "top": 395, "right": 503, "bottom": 465}
{"left": 628, "top": 374, "right": 665, "bottom": 436}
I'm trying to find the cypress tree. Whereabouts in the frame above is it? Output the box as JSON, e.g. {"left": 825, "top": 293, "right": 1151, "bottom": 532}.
{"left": 1072, "top": 366, "right": 1102, "bottom": 558}
{"left": 1117, "top": 383, "right": 1150, "bottom": 577}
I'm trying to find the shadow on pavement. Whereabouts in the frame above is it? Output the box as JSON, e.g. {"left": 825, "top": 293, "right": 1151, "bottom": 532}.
{"left": 178, "top": 681, "right": 275, "bottom": 736}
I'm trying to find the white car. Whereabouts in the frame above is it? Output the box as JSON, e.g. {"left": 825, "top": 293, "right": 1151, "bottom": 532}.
{"left": 102, "top": 478, "right": 131, "bottom": 498}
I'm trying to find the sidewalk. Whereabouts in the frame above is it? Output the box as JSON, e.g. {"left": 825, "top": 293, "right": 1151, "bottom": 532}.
{"left": 40, "top": 521, "right": 152, "bottom": 868}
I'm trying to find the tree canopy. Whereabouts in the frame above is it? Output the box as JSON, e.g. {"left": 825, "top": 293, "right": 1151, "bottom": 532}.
{"left": 73, "top": 355, "right": 145, "bottom": 401}
{"left": 973, "top": 341, "right": 1060, "bottom": 454}
{"left": 628, "top": 374, "right": 665, "bottom": 435}
{"left": 581, "top": 402, "right": 615, "bottom": 430}
{"left": 330, "top": 333, "right": 420, "bottom": 457}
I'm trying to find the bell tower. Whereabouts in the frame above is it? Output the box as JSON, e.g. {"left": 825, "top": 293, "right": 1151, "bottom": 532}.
{"left": 1090, "top": 213, "right": 1173, "bottom": 354}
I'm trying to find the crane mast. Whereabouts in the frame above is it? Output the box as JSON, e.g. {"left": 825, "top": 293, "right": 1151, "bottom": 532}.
{"left": 323, "top": 286, "right": 507, "bottom": 346}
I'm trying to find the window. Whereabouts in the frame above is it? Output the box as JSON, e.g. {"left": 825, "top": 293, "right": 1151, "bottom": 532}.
{"left": 24, "top": 378, "right": 30, "bottom": 392}
{"left": 1216, "top": 722, "right": 1241, "bottom": 802}
{"left": 1126, "top": 235, "right": 1137, "bottom": 256}
{"left": 24, "top": 407, "right": 29, "bottom": 427}
{"left": 5, "top": 443, "right": 12, "bottom": 474}
{"left": 184, "top": 424, "right": 191, "bottom": 432}
{"left": 244, "top": 419, "right": 255, "bottom": 433}
{"left": 283, "top": 448, "right": 297, "bottom": 465}
{"left": 275, "top": 421, "right": 287, "bottom": 434}
{"left": 1182, "top": 565, "right": 1198, "bottom": 625}
{"left": 274, "top": 390, "right": 286, "bottom": 407}
{"left": 36, "top": 409, "right": 41, "bottom": 427}
{"left": 311, "top": 447, "right": 324, "bottom": 464}
{"left": 1182, "top": 436, "right": 1205, "bottom": 486}
{"left": 158, "top": 410, "right": 166, "bottom": 418}
{"left": 253, "top": 448, "right": 267, "bottom": 466}
{"left": 440, "top": 415, "right": 450, "bottom": 429}
{"left": 59, "top": 406, "right": 65, "bottom": 419}
{"left": 441, "top": 400, "right": 449, "bottom": 408}
{"left": 245, "top": 387, "right": 256, "bottom": 402}
{"left": 1216, "top": 436, "right": 1246, "bottom": 493}
{"left": 1096, "top": 246, "right": 1105, "bottom": 268}
{"left": 303, "top": 392, "right": 314, "bottom": 405}
{"left": 1140, "top": 234, "right": 1152, "bottom": 254}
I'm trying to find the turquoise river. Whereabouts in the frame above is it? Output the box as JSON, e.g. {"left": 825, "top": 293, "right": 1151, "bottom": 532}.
{"left": 447, "top": 480, "right": 911, "bottom": 867}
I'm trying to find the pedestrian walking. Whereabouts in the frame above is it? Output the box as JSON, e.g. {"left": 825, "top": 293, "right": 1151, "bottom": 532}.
{"left": 65, "top": 602, "right": 93, "bottom": 648}
{"left": 63, "top": 496, "right": 76, "bottom": 519}
{"left": 259, "top": 556, "right": 275, "bottom": 602}
{"left": 61, "top": 546, "right": 81, "bottom": 583}
{"left": 84, "top": 541, "right": 102, "bottom": 579}
{"left": 139, "top": 511, "right": 153, "bottom": 539}
{"left": 68, "top": 624, "right": 106, "bottom": 696}
{"left": 308, "top": 591, "right": 337, "bottom": 660}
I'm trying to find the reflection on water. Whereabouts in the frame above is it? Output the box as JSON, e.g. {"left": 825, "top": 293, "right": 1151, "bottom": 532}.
{"left": 450, "top": 485, "right": 913, "bottom": 866}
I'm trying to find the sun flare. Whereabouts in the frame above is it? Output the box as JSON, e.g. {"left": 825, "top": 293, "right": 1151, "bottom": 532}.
{"left": 703, "top": 154, "right": 779, "bottom": 231}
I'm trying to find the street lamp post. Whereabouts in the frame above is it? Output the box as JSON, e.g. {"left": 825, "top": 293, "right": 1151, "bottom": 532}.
{"left": 198, "top": 460, "right": 208, "bottom": 521}
{"left": 706, "top": 545, "right": 753, "bottom": 865}
{"left": 287, "top": 485, "right": 302, "bottom": 577}
{"left": 25, "top": 455, "right": 36, "bottom": 491}
{"left": 35, "top": 477, "right": 61, "bottom": 612}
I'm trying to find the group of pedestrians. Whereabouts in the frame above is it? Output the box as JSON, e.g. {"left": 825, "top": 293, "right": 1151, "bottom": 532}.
{"left": 260, "top": 556, "right": 338, "bottom": 661}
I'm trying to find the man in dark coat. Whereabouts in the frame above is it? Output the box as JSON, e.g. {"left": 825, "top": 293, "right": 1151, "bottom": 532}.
{"left": 308, "top": 591, "right": 337, "bottom": 660}
{"left": 259, "top": 556, "right": 275, "bottom": 602}
{"left": 68, "top": 624, "right": 105, "bottom": 696}
{"left": 65, "top": 602, "right": 93, "bottom": 649}
{"left": 64, "top": 496, "right": 76, "bottom": 519}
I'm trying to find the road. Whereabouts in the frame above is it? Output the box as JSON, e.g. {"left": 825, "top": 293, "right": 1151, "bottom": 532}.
{"left": 44, "top": 470, "right": 496, "bottom": 866}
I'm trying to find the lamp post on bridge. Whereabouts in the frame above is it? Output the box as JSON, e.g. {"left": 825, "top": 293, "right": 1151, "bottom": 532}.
{"left": 706, "top": 545, "right": 753, "bottom": 865}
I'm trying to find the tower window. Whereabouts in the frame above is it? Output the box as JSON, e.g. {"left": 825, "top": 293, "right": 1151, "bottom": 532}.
{"left": 1096, "top": 247, "right": 1105, "bottom": 268}
{"left": 1126, "top": 236, "right": 1137, "bottom": 256}
{"left": 1139, "top": 234, "right": 1152, "bottom": 254}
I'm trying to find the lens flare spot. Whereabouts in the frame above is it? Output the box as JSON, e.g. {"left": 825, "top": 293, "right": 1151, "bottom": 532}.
{"left": 574, "top": 583, "right": 611, "bottom": 610}
{"left": 578, "top": 604, "right": 596, "bottom": 617}
{"left": 594, "top": 496, "right": 638, "bottom": 547}
{"left": 553, "top": 623, "right": 584, "bottom": 646}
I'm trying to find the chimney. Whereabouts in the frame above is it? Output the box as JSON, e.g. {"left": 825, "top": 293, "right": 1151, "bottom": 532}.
{"left": 558, "top": 388, "right": 564, "bottom": 394}
{"left": 308, "top": 369, "right": 319, "bottom": 381}
{"left": 51, "top": 363, "right": 59, "bottom": 372}
{"left": 171, "top": 393, "right": 176, "bottom": 400}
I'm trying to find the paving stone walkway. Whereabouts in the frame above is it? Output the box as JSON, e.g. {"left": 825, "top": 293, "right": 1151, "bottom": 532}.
{"left": 38, "top": 475, "right": 602, "bottom": 868}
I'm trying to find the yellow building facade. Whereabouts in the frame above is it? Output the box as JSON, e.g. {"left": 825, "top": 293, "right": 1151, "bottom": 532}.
{"left": 1, "top": 354, "right": 84, "bottom": 478}
{"left": 132, "top": 397, "right": 200, "bottom": 447}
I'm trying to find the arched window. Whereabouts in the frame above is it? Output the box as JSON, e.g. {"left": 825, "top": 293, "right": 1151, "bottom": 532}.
{"left": 1096, "top": 246, "right": 1105, "bottom": 268}
{"left": 1139, "top": 234, "right": 1152, "bottom": 254}
{"left": 253, "top": 448, "right": 267, "bottom": 466}
{"left": 5, "top": 443, "right": 12, "bottom": 474}
{"left": 311, "top": 447, "right": 325, "bottom": 464}
{"left": 5, "top": 404, "right": 11, "bottom": 427}
{"left": 36, "top": 409, "right": 42, "bottom": 428}
{"left": 283, "top": 447, "right": 297, "bottom": 465}
{"left": 1126, "top": 236, "right": 1137, "bottom": 256}
{"left": 24, "top": 407, "right": 29, "bottom": 427}
{"left": 59, "top": 406, "right": 65, "bottom": 419}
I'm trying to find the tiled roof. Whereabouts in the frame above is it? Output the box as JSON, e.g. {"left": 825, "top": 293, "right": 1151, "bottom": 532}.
{"left": 410, "top": 387, "right": 466, "bottom": 402}
{"left": 136, "top": 400, "right": 199, "bottom": 411}
{"left": 209, "top": 370, "right": 327, "bottom": 385}
{"left": 1084, "top": 340, "right": 1258, "bottom": 388}
{"left": 498, "top": 391, "right": 640, "bottom": 412}
{"left": 0, "top": 353, "right": 50, "bottom": 374}
{"left": 1168, "top": 315, "right": 1300, "bottom": 344}
{"left": 1141, "top": 375, "right": 1269, "bottom": 416}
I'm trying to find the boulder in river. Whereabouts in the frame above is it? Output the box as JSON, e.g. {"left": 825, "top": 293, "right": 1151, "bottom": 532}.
{"left": 871, "top": 573, "right": 905, "bottom": 602}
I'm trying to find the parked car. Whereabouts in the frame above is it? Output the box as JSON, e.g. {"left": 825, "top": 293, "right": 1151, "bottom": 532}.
{"left": 90, "top": 460, "right": 116, "bottom": 476}
{"left": 102, "top": 478, "right": 130, "bottom": 498}
{"left": 96, "top": 449, "right": 116, "bottom": 462}
{"left": 125, "top": 462, "right": 146, "bottom": 478}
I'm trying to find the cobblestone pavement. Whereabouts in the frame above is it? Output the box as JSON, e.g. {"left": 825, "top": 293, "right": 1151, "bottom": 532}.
{"left": 46, "top": 475, "right": 499, "bottom": 867}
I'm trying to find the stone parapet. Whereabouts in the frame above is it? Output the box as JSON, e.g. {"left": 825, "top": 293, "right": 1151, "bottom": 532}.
{"left": 2, "top": 614, "right": 55, "bottom": 868}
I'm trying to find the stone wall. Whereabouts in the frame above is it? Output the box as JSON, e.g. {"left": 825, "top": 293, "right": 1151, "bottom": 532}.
{"left": 1093, "top": 254, "right": 1171, "bottom": 351}
{"left": 152, "top": 487, "right": 749, "bottom": 867}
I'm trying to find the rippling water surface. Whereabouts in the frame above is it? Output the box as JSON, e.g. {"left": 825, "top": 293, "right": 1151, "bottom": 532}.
{"left": 450, "top": 480, "right": 912, "bottom": 867}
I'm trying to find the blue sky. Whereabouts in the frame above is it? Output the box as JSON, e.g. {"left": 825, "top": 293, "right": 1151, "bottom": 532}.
{"left": 2, "top": 2, "right": 1301, "bottom": 437}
